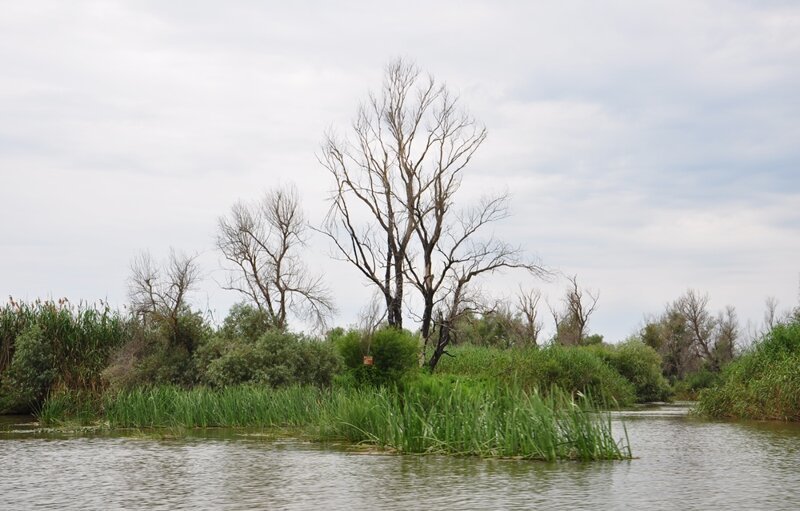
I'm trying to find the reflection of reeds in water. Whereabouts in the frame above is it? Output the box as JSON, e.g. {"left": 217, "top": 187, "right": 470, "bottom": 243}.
{"left": 87, "top": 383, "right": 630, "bottom": 461}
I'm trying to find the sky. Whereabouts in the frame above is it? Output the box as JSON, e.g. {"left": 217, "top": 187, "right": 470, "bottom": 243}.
{"left": 1, "top": 0, "right": 798, "bottom": 342}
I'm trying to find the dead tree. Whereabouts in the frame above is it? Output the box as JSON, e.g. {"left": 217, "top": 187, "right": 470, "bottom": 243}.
{"left": 552, "top": 275, "right": 599, "bottom": 345}
{"left": 128, "top": 249, "right": 199, "bottom": 350}
{"left": 320, "top": 59, "right": 487, "bottom": 329}
{"left": 516, "top": 287, "right": 544, "bottom": 346}
{"left": 421, "top": 206, "right": 545, "bottom": 370}
{"left": 217, "top": 185, "right": 334, "bottom": 331}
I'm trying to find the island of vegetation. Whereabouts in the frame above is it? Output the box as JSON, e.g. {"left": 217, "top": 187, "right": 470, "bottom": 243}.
{"left": 2, "top": 60, "right": 798, "bottom": 461}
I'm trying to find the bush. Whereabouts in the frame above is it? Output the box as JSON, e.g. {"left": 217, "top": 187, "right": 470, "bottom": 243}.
{"left": 0, "top": 300, "right": 128, "bottom": 412}
{"left": 103, "top": 322, "right": 200, "bottom": 390}
{"left": 1, "top": 325, "right": 55, "bottom": 410}
{"left": 218, "top": 302, "right": 275, "bottom": 343}
{"left": 588, "top": 340, "right": 671, "bottom": 402}
{"left": 200, "top": 330, "right": 342, "bottom": 388}
{"left": 697, "top": 319, "right": 800, "bottom": 420}
{"left": 672, "top": 368, "right": 720, "bottom": 400}
{"left": 333, "top": 326, "right": 420, "bottom": 387}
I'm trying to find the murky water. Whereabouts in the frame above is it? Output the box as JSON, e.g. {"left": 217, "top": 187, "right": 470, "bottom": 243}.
{"left": 2, "top": 404, "right": 799, "bottom": 510}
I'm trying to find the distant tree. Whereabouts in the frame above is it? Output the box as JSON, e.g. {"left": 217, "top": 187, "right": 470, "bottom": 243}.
{"left": 217, "top": 184, "right": 334, "bottom": 331}
{"left": 642, "top": 289, "right": 740, "bottom": 377}
{"left": 550, "top": 275, "right": 599, "bottom": 346}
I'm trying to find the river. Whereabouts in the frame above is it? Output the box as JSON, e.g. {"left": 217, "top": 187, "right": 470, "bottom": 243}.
{"left": 1, "top": 403, "right": 799, "bottom": 510}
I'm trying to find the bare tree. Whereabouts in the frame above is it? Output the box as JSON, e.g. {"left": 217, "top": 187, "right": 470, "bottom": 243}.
{"left": 409, "top": 196, "right": 545, "bottom": 369}
{"left": 764, "top": 296, "right": 779, "bottom": 331}
{"left": 670, "top": 289, "right": 740, "bottom": 372}
{"left": 217, "top": 185, "right": 334, "bottom": 331}
{"left": 516, "top": 287, "right": 544, "bottom": 346}
{"left": 551, "top": 275, "right": 599, "bottom": 346}
{"left": 675, "top": 290, "right": 718, "bottom": 369}
{"left": 128, "top": 249, "right": 200, "bottom": 350}
{"left": 320, "top": 58, "right": 494, "bottom": 330}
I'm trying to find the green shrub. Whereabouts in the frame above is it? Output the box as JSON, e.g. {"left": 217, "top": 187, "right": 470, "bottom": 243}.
{"left": 588, "top": 340, "right": 671, "bottom": 402}
{"left": 218, "top": 302, "right": 276, "bottom": 342}
{"left": 697, "top": 320, "right": 800, "bottom": 420}
{"left": 333, "top": 327, "right": 420, "bottom": 387}
{"left": 1, "top": 325, "right": 55, "bottom": 410}
{"left": 672, "top": 368, "right": 720, "bottom": 400}
{"left": 103, "top": 324, "right": 198, "bottom": 390}
{"left": 0, "top": 300, "right": 128, "bottom": 412}
{"left": 200, "top": 330, "right": 342, "bottom": 388}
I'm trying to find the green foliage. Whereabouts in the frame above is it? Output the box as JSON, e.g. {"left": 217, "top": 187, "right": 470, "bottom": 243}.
{"left": 2, "top": 325, "right": 55, "bottom": 409}
{"left": 671, "top": 368, "right": 720, "bottom": 400}
{"left": 320, "top": 379, "right": 629, "bottom": 460}
{"left": 37, "top": 389, "right": 103, "bottom": 426}
{"left": 0, "top": 300, "right": 128, "bottom": 412}
{"left": 436, "top": 345, "right": 636, "bottom": 406}
{"left": 587, "top": 340, "right": 671, "bottom": 402}
{"left": 103, "top": 319, "right": 203, "bottom": 390}
{"left": 697, "top": 319, "right": 800, "bottom": 421}
{"left": 333, "top": 327, "right": 419, "bottom": 387}
{"left": 218, "top": 302, "right": 276, "bottom": 342}
{"left": 98, "top": 382, "right": 630, "bottom": 460}
{"left": 199, "top": 330, "right": 341, "bottom": 388}
{"left": 452, "top": 310, "right": 538, "bottom": 348}
{"left": 331, "top": 329, "right": 367, "bottom": 369}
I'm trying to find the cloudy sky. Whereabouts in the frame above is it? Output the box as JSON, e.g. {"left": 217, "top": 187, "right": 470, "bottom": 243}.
{"left": 1, "top": 0, "right": 798, "bottom": 341}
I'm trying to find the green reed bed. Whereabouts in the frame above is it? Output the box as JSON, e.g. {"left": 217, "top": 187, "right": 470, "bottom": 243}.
{"left": 319, "top": 381, "right": 630, "bottom": 461}
{"left": 435, "top": 345, "right": 637, "bottom": 406}
{"left": 59, "top": 380, "right": 630, "bottom": 461}
{"left": 103, "top": 386, "right": 323, "bottom": 429}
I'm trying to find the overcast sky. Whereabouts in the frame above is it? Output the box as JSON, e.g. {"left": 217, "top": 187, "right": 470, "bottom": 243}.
{"left": 1, "top": 1, "right": 798, "bottom": 341}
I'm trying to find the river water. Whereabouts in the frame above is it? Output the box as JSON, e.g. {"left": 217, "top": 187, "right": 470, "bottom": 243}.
{"left": 1, "top": 403, "right": 799, "bottom": 510}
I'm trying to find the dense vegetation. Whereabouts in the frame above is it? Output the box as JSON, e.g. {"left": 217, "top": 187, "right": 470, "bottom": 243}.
{"left": 39, "top": 382, "right": 628, "bottom": 460}
{"left": 697, "top": 318, "right": 800, "bottom": 421}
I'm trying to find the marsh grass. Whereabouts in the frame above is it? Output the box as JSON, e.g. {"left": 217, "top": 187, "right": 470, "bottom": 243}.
{"left": 436, "top": 345, "right": 637, "bottom": 406}
{"left": 81, "top": 380, "right": 630, "bottom": 461}
{"left": 0, "top": 299, "right": 127, "bottom": 412}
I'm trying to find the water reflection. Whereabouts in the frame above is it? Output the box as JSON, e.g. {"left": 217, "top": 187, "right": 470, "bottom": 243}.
{"left": 2, "top": 406, "right": 800, "bottom": 510}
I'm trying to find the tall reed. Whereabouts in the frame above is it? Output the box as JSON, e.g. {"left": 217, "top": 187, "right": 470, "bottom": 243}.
{"left": 93, "top": 380, "right": 631, "bottom": 461}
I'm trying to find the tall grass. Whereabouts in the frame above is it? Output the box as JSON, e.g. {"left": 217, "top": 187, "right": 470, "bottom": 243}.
{"left": 1, "top": 299, "right": 128, "bottom": 412}
{"left": 67, "top": 381, "right": 630, "bottom": 461}
{"left": 104, "top": 386, "right": 323, "bottom": 428}
{"left": 320, "top": 380, "right": 630, "bottom": 460}
{"left": 436, "top": 345, "right": 637, "bottom": 406}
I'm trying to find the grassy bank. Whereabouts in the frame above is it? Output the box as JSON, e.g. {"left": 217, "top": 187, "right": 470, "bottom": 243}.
{"left": 39, "top": 381, "right": 631, "bottom": 461}
{"left": 696, "top": 319, "right": 800, "bottom": 421}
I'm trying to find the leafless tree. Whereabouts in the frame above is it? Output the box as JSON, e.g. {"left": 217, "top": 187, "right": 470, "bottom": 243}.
{"left": 128, "top": 249, "right": 199, "bottom": 349}
{"left": 675, "top": 290, "right": 718, "bottom": 368}
{"left": 418, "top": 200, "right": 545, "bottom": 370}
{"left": 714, "top": 305, "right": 738, "bottom": 366}
{"left": 674, "top": 289, "right": 739, "bottom": 371}
{"left": 217, "top": 185, "right": 334, "bottom": 331}
{"left": 551, "top": 275, "right": 599, "bottom": 346}
{"left": 516, "top": 287, "right": 544, "bottom": 346}
{"left": 320, "top": 58, "right": 494, "bottom": 330}
{"left": 764, "top": 296, "right": 779, "bottom": 331}
{"left": 356, "top": 290, "right": 387, "bottom": 338}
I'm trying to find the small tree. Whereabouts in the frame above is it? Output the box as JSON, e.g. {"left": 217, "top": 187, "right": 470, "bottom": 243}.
{"left": 217, "top": 184, "right": 334, "bottom": 331}
{"left": 550, "top": 275, "right": 599, "bottom": 346}
{"left": 128, "top": 249, "right": 200, "bottom": 351}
